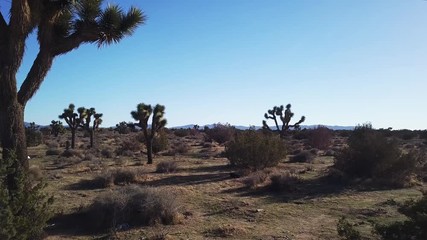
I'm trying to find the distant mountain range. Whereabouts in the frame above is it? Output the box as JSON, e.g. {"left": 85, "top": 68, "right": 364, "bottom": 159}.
{"left": 171, "top": 124, "right": 355, "bottom": 131}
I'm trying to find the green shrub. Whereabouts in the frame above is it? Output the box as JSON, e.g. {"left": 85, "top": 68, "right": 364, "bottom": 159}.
{"left": 334, "top": 124, "right": 424, "bottom": 186}
{"left": 0, "top": 153, "right": 54, "bottom": 240}
{"left": 83, "top": 186, "right": 180, "bottom": 231}
{"left": 25, "top": 122, "right": 43, "bottom": 147}
{"left": 152, "top": 131, "right": 169, "bottom": 154}
{"left": 225, "top": 131, "right": 287, "bottom": 170}
{"left": 375, "top": 194, "right": 427, "bottom": 240}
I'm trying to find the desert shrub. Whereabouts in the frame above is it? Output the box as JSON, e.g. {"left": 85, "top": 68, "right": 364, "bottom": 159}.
{"left": 116, "top": 139, "right": 142, "bottom": 156}
{"left": 83, "top": 186, "right": 180, "bottom": 231}
{"left": 156, "top": 161, "right": 178, "bottom": 173}
{"left": 25, "top": 122, "right": 43, "bottom": 147}
{"left": 204, "top": 123, "right": 235, "bottom": 144}
{"left": 337, "top": 217, "right": 362, "bottom": 240}
{"left": 334, "top": 124, "right": 424, "bottom": 186}
{"left": 243, "top": 171, "right": 268, "bottom": 189}
{"left": 0, "top": 154, "right": 54, "bottom": 240}
{"left": 101, "top": 148, "right": 114, "bottom": 158}
{"left": 83, "top": 152, "right": 96, "bottom": 161}
{"left": 394, "top": 129, "right": 417, "bottom": 140}
{"left": 46, "top": 148, "right": 61, "bottom": 156}
{"left": 28, "top": 165, "right": 43, "bottom": 182}
{"left": 46, "top": 141, "right": 60, "bottom": 148}
{"left": 225, "top": 130, "right": 286, "bottom": 170}
{"left": 292, "top": 129, "right": 309, "bottom": 140}
{"left": 152, "top": 131, "right": 169, "bottom": 154}
{"left": 173, "top": 128, "right": 193, "bottom": 137}
{"left": 115, "top": 121, "right": 132, "bottom": 134}
{"left": 98, "top": 168, "right": 140, "bottom": 187}
{"left": 269, "top": 171, "right": 300, "bottom": 192}
{"left": 375, "top": 194, "right": 427, "bottom": 240}
{"left": 172, "top": 142, "right": 190, "bottom": 155}
{"left": 61, "top": 149, "right": 83, "bottom": 158}
{"left": 308, "top": 126, "right": 333, "bottom": 150}
{"left": 290, "top": 150, "right": 314, "bottom": 163}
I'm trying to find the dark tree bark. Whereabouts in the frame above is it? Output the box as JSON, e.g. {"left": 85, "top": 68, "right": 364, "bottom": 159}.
{"left": 71, "top": 129, "right": 76, "bottom": 149}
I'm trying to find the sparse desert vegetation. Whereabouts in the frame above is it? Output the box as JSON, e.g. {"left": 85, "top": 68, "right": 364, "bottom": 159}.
{"left": 1, "top": 1, "right": 426, "bottom": 240}
{"left": 2, "top": 123, "right": 426, "bottom": 239}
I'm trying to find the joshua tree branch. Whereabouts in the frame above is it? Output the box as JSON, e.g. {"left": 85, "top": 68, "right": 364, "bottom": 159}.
{"left": 0, "top": 11, "right": 7, "bottom": 35}
{"left": 17, "top": 49, "right": 54, "bottom": 105}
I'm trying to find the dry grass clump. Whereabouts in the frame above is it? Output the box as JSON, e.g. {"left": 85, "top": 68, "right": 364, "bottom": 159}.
{"left": 82, "top": 186, "right": 181, "bottom": 232}
{"left": 116, "top": 139, "right": 142, "bottom": 156}
{"left": 28, "top": 165, "right": 43, "bottom": 182}
{"left": 156, "top": 161, "right": 178, "bottom": 173}
{"left": 289, "top": 150, "right": 315, "bottom": 163}
{"left": 97, "top": 168, "right": 141, "bottom": 187}
{"left": 101, "top": 148, "right": 114, "bottom": 158}
{"left": 61, "top": 149, "right": 83, "bottom": 158}
{"left": 269, "top": 171, "right": 301, "bottom": 192}
{"left": 205, "top": 224, "right": 247, "bottom": 238}
{"left": 242, "top": 170, "right": 269, "bottom": 189}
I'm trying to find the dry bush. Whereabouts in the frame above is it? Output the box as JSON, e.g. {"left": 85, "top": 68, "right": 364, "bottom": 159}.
{"left": 269, "top": 171, "right": 300, "bottom": 192}
{"left": 289, "top": 150, "right": 315, "bottom": 163}
{"left": 116, "top": 139, "right": 142, "bottom": 156}
{"left": 46, "top": 148, "right": 61, "bottom": 156}
{"left": 46, "top": 141, "right": 59, "bottom": 148}
{"left": 204, "top": 123, "right": 235, "bottom": 144}
{"left": 308, "top": 126, "right": 333, "bottom": 150}
{"left": 156, "top": 161, "right": 178, "bottom": 173}
{"left": 28, "top": 165, "right": 43, "bottom": 182}
{"left": 101, "top": 148, "right": 114, "bottom": 158}
{"left": 242, "top": 170, "right": 269, "bottom": 189}
{"left": 97, "top": 168, "right": 140, "bottom": 187}
{"left": 83, "top": 186, "right": 181, "bottom": 231}
{"left": 61, "top": 149, "right": 83, "bottom": 158}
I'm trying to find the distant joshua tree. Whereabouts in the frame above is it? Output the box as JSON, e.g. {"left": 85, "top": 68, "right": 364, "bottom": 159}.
{"left": 131, "top": 103, "right": 167, "bottom": 164}
{"left": 59, "top": 104, "right": 80, "bottom": 149}
{"left": 49, "top": 120, "right": 65, "bottom": 137}
{"left": 262, "top": 104, "right": 305, "bottom": 138}
{"left": 77, "top": 107, "right": 103, "bottom": 148}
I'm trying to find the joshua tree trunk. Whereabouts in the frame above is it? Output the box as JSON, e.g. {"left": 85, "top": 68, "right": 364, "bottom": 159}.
{"left": 71, "top": 129, "right": 76, "bottom": 149}
{"left": 146, "top": 139, "right": 153, "bottom": 164}
{"left": 0, "top": 101, "right": 27, "bottom": 167}
{"left": 89, "top": 129, "right": 94, "bottom": 148}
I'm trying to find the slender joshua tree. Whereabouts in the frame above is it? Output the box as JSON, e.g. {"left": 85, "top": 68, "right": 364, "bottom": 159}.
{"left": 131, "top": 103, "right": 167, "bottom": 164}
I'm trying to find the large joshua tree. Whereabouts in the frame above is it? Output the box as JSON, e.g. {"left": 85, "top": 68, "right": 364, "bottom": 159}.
{"left": 131, "top": 103, "right": 167, "bottom": 164}
{"left": 77, "top": 107, "right": 102, "bottom": 148}
{"left": 262, "top": 104, "right": 306, "bottom": 138}
{"left": 0, "top": 1, "right": 144, "bottom": 169}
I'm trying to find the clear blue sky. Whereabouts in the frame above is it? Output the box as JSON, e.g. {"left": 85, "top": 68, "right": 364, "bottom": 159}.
{"left": 2, "top": 0, "right": 427, "bottom": 129}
